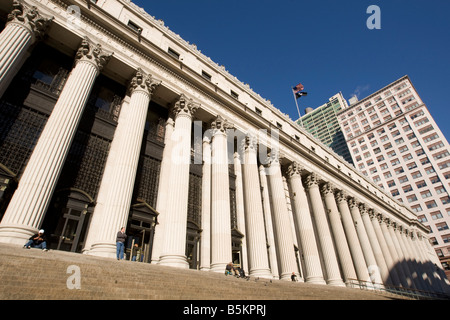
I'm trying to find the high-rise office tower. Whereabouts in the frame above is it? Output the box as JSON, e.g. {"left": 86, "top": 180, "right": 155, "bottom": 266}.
{"left": 297, "top": 93, "right": 353, "bottom": 165}
{"left": 337, "top": 76, "right": 450, "bottom": 279}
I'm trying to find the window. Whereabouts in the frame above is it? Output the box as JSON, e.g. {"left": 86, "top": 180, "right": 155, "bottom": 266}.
{"left": 441, "top": 196, "right": 450, "bottom": 205}
{"left": 413, "top": 205, "right": 423, "bottom": 214}
{"left": 230, "top": 90, "right": 239, "bottom": 100}
{"left": 255, "top": 108, "right": 262, "bottom": 116}
{"left": 436, "top": 222, "right": 449, "bottom": 232}
{"left": 399, "top": 176, "right": 409, "bottom": 183}
{"left": 127, "top": 20, "right": 142, "bottom": 33}
{"left": 426, "top": 200, "right": 437, "bottom": 209}
{"left": 421, "top": 190, "right": 432, "bottom": 198}
{"left": 416, "top": 180, "right": 427, "bottom": 189}
{"left": 403, "top": 185, "right": 413, "bottom": 193}
{"left": 431, "top": 211, "right": 444, "bottom": 220}
{"left": 417, "top": 214, "right": 427, "bottom": 222}
{"left": 168, "top": 47, "right": 180, "bottom": 59}
{"left": 407, "top": 195, "right": 418, "bottom": 203}
{"left": 201, "top": 70, "right": 212, "bottom": 81}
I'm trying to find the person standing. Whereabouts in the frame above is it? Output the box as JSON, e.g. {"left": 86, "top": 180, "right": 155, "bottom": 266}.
{"left": 116, "top": 227, "right": 127, "bottom": 260}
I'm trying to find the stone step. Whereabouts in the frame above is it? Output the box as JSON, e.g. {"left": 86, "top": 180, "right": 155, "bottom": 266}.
{"left": 0, "top": 244, "right": 399, "bottom": 301}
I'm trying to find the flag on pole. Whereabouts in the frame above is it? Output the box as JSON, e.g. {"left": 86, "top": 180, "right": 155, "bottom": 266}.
{"left": 292, "top": 83, "right": 307, "bottom": 99}
{"left": 293, "top": 83, "right": 304, "bottom": 93}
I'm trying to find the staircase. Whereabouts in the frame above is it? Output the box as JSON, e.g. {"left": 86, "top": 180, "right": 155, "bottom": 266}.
{"left": 0, "top": 243, "right": 401, "bottom": 300}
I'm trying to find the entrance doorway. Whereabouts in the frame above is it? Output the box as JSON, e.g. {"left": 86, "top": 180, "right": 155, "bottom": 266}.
{"left": 186, "top": 221, "right": 201, "bottom": 270}
{"left": 44, "top": 189, "right": 93, "bottom": 252}
{"left": 232, "top": 228, "right": 244, "bottom": 268}
{"left": 126, "top": 202, "right": 158, "bottom": 263}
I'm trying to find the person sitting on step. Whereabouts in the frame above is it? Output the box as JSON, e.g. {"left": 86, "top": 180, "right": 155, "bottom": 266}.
{"left": 23, "top": 229, "right": 48, "bottom": 252}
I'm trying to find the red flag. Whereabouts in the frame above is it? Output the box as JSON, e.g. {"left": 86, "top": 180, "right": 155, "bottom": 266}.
{"left": 293, "top": 83, "right": 304, "bottom": 92}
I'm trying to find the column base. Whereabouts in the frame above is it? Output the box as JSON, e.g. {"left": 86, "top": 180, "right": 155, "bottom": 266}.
{"left": 249, "top": 268, "right": 275, "bottom": 280}
{"left": 305, "top": 276, "right": 327, "bottom": 285}
{"left": 159, "top": 254, "right": 190, "bottom": 269}
{"left": 87, "top": 242, "right": 117, "bottom": 259}
{"left": 326, "top": 278, "right": 346, "bottom": 287}
{"left": 0, "top": 224, "right": 36, "bottom": 246}
{"left": 210, "top": 262, "right": 228, "bottom": 274}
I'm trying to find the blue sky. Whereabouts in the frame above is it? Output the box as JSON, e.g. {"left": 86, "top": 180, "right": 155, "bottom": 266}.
{"left": 132, "top": 0, "right": 450, "bottom": 139}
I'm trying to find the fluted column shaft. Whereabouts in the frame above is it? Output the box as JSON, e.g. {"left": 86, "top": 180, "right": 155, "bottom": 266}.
{"left": 0, "top": 2, "right": 52, "bottom": 97}
{"left": 305, "top": 173, "right": 344, "bottom": 287}
{"left": 322, "top": 184, "right": 357, "bottom": 285}
{"left": 233, "top": 151, "right": 248, "bottom": 273}
{"left": 241, "top": 137, "right": 271, "bottom": 278}
{"left": 398, "top": 227, "right": 424, "bottom": 290}
{"left": 210, "top": 116, "right": 232, "bottom": 273}
{"left": 159, "top": 95, "right": 198, "bottom": 268}
{"left": 362, "top": 210, "right": 394, "bottom": 286}
{"left": 266, "top": 153, "right": 298, "bottom": 280}
{"left": 286, "top": 163, "right": 325, "bottom": 285}
{"left": 409, "top": 231, "right": 434, "bottom": 291}
{"left": 0, "top": 37, "right": 111, "bottom": 244}
{"left": 336, "top": 192, "right": 371, "bottom": 283}
{"left": 361, "top": 209, "right": 390, "bottom": 286}
{"left": 86, "top": 69, "right": 159, "bottom": 258}
{"left": 388, "top": 221, "right": 416, "bottom": 288}
{"left": 151, "top": 117, "right": 175, "bottom": 263}
{"left": 349, "top": 201, "right": 383, "bottom": 285}
{"left": 259, "top": 165, "right": 279, "bottom": 279}
{"left": 391, "top": 224, "right": 418, "bottom": 289}
{"left": 199, "top": 137, "right": 212, "bottom": 270}
{"left": 380, "top": 218, "right": 408, "bottom": 287}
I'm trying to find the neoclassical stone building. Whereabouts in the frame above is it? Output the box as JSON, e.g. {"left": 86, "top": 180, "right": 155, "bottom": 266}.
{"left": 0, "top": 0, "right": 448, "bottom": 294}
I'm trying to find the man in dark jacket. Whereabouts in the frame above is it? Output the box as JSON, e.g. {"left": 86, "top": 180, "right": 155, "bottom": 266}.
{"left": 23, "top": 229, "right": 48, "bottom": 251}
{"left": 116, "top": 227, "right": 127, "bottom": 260}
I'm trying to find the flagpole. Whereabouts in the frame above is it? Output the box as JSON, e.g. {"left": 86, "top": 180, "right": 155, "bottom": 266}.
{"left": 292, "top": 89, "right": 303, "bottom": 127}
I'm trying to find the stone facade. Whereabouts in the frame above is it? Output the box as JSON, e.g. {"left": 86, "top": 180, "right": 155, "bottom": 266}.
{"left": 0, "top": 0, "right": 448, "bottom": 294}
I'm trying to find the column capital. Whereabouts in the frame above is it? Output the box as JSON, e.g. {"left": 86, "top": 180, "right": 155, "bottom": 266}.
{"left": 285, "top": 161, "right": 304, "bottom": 179}
{"left": 266, "top": 150, "right": 282, "bottom": 167}
{"left": 7, "top": 0, "right": 53, "bottom": 41}
{"left": 348, "top": 197, "right": 359, "bottom": 209}
{"left": 321, "top": 182, "right": 336, "bottom": 196}
{"left": 211, "top": 115, "right": 234, "bottom": 134}
{"left": 171, "top": 94, "right": 199, "bottom": 120}
{"left": 368, "top": 209, "right": 378, "bottom": 220}
{"left": 335, "top": 190, "right": 349, "bottom": 203}
{"left": 305, "top": 172, "right": 320, "bottom": 189}
{"left": 241, "top": 134, "right": 258, "bottom": 153}
{"left": 358, "top": 203, "right": 369, "bottom": 216}
{"left": 128, "top": 68, "right": 161, "bottom": 97}
{"left": 75, "top": 37, "right": 113, "bottom": 72}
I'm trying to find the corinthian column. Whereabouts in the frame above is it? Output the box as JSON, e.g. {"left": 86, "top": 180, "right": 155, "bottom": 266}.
{"left": 286, "top": 163, "right": 325, "bottom": 285}
{"left": 241, "top": 135, "right": 271, "bottom": 278}
{"left": 151, "top": 117, "right": 175, "bottom": 264}
{"left": 0, "top": 0, "right": 53, "bottom": 97}
{"left": 336, "top": 191, "right": 371, "bottom": 284}
{"left": 259, "top": 165, "right": 279, "bottom": 279}
{"left": 361, "top": 208, "right": 390, "bottom": 286}
{"left": 85, "top": 69, "right": 160, "bottom": 258}
{"left": 209, "top": 115, "right": 233, "bottom": 273}
{"left": 0, "top": 37, "right": 111, "bottom": 244}
{"left": 305, "top": 173, "right": 344, "bottom": 286}
{"left": 349, "top": 201, "right": 383, "bottom": 285}
{"left": 159, "top": 94, "right": 199, "bottom": 268}
{"left": 322, "top": 183, "right": 357, "bottom": 285}
{"left": 266, "top": 152, "right": 299, "bottom": 280}
{"left": 200, "top": 137, "right": 212, "bottom": 271}
{"left": 369, "top": 211, "right": 400, "bottom": 286}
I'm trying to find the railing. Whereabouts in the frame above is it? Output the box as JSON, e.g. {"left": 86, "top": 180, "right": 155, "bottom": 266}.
{"left": 346, "top": 278, "right": 450, "bottom": 300}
